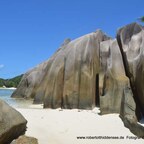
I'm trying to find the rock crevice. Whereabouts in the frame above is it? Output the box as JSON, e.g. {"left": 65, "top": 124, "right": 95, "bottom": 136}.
{"left": 116, "top": 23, "right": 144, "bottom": 137}
{"left": 117, "top": 23, "right": 144, "bottom": 119}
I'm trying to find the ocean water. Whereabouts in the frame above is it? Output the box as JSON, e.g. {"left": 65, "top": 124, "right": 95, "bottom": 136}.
{"left": 0, "top": 89, "right": 17, "bottom": 106}
{"left": 0, "top": 89, "right": 33, "bottom": 108}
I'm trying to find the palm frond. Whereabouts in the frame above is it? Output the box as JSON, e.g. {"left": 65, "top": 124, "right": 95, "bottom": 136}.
{"left": 138, "top": 16, "right": 144, "bottom": 22}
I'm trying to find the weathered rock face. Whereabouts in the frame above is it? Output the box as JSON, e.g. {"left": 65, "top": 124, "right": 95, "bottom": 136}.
{"left": 12, "top": 23, "right": 144, "bottom": 137}
{"left": 116, "top": 23, "right": 144, "bottom": 138}
{"left": 12, "top": 30, "right": 110, "bottom": 109}
{"left": 11, "top": 60, "right": 49, "bottom": 102}
{"left": 99, "top": 39, "right": 132, "bottom": 114}
{"left": 120, "top": 89, "right": 144, "bottom": 138}
{"left": 0, "top": 100, "right": 27, "bottom": 144}
{"left": 117, "top": 23, "right": 144, "bottom": 117}
{"left": 11, "top": 135, "right": 38, "bottom": 144}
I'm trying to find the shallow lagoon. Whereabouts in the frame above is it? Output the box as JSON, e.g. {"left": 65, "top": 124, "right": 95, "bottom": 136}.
{"left": 0, "top": 88, "right": 33, "bottom": 108}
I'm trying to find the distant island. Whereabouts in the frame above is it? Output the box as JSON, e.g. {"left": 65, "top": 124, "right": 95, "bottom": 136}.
{"left": 0, "top": 74, "right": 23, "bottom": 88}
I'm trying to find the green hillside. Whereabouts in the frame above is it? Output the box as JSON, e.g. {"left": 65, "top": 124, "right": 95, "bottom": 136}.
{"left": 0, "top": 74, "right": 23, "bottom": 88}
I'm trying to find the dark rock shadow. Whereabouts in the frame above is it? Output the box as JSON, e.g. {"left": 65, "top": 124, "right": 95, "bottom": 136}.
{"left": 139, "top": 117, "right": 144, "bottom": 124}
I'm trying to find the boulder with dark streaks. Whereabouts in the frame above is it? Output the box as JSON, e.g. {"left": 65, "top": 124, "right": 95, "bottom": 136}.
{"left": 99, "top": 39, "right": 132, "bottom": 114}
{"left": 0, "top": 100, "right": 27, "bottom": 144}
{"left": 117, "top": 23, "right": 144, "bottom": 138}
{"left": 117, "top": 23, "right": 144, "bottom": 116}
{"left": 12, "top": 30, "right": 110, "bottom": 109}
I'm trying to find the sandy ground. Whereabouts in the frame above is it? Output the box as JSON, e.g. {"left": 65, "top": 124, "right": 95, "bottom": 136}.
{"left": 16, "top": 106, "right": 144, "bottom": 144}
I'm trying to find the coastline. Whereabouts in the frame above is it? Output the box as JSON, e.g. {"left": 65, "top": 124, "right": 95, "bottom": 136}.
{"left": 16, "top": 106, "right": 144, "bottom": 144}
{"left": 0, "top": 87, "right": 16, "bottom": 90}
{"left": 1, "top": 89, "right": 144, "bottom": 144}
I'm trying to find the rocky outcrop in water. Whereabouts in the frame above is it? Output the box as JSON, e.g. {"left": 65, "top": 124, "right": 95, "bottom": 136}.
{"left": 12, "top": 23, "right": 144, "bottom": 138}
{"left": 0, "top": 100, "right": 27, "bottom": 144}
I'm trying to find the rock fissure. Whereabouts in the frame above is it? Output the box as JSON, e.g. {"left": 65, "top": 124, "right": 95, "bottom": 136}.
{"left": 117, "top": 33, "right": 143, "bottom": 120}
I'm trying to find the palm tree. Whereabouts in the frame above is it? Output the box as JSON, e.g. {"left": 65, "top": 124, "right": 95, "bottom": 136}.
{"left": 138, "top": 16, "right": 144, "bottom": 22}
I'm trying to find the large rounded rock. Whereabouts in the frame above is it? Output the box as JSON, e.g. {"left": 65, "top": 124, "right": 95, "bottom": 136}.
{"left": 11, "top": 23, "right": 144, "bottom": 116}
{"left": 117, "top": 23, "right": 144, "bottom": 117}
{"left": 99, "top": 39, "right": 131, "bottom": 114}
{"left": 117, "top": 23, "right": 144, "bottom": 138}
{"left": 12, "top": 30, "right": 110, "bottom": 109}
{"left": 0, "top": 100, "right": 27, "bottom": 144}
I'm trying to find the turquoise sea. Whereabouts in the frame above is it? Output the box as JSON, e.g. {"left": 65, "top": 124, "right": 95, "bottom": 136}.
{"left": 0, "top": 89, "right": 16, "bottom": 106}
{"left": 0, "top": 89, "right": 33, "bottom": 108}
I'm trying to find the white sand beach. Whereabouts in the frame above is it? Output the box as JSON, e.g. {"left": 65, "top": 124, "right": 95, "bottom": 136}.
{"left": 16, "top": 106, "right": 144, "bottom": 144}
{"left": 0, "top": 87, "right": 16, "bottom": 90}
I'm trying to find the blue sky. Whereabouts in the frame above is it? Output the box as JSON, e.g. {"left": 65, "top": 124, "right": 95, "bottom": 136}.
{"left": 0, "top": 0, "right": 143, "bottom": 78}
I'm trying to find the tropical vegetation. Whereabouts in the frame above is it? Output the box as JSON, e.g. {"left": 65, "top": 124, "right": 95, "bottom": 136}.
{"left": 0, "top": 74, "right": 23, "bottom": 88}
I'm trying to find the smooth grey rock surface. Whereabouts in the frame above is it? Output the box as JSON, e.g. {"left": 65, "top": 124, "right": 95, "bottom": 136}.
{"left": 11, "top": 135, "right": 38, "bottom": 144}
{"left": 12, "top": 30, "right": 110, "bottom": 109}
{"left": 0, "top": 100, "right": 27, "bottom": 144}
{"left": 117, "top": 23, "right": 144, "bottom": 117}
{"left": 99, "top": 39, "right": 131, "bottom": 114}
{"left": 117, "top": 23, "right": 144, "bottom": 138}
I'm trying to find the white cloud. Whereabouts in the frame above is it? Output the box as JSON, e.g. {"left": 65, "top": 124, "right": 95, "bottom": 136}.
{"left": 0, "top": 64, "right": 4, "bottom": 69}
